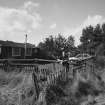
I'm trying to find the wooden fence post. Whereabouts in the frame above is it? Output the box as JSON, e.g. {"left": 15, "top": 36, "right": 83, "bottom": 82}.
{"left": 32, "top": 70, "right": 40, "bottom": 100}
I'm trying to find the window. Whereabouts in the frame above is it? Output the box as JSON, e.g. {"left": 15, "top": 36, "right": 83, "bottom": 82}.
{"left": 12, "top": 47, "right": 21, "bottom": 56}
{"left": 26, "top": 48, "right": 32, "bottom": 56}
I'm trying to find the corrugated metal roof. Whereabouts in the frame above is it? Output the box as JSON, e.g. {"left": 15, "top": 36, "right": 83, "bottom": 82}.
{"left": 0, "top": 40, "right": 35, "bottom": 48}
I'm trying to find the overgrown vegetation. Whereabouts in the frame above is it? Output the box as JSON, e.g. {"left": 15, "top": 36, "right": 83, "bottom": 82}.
{"left": 43, "top": 71, "right": 105, "bottom": 105}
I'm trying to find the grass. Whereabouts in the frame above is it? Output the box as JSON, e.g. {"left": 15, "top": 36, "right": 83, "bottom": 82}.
{"left": 0, "top": 68, "right": 36, "bottom": 105}
{"left": 0, "top": 61, "right": 105, "bottom": 105}
{"left": 37, "top": 61, "right": 105, "bottom": 105}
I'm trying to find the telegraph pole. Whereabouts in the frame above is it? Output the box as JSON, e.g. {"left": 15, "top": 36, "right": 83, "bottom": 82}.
{"left": 24, "top": 34, "right": 27, "bottom": 59}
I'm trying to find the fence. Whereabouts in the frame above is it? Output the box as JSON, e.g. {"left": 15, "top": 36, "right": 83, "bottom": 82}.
{"left": 0, "top": 58, "right": 95, "bottom": 82}
{"left": 0, "top": 58, "right": 95, "bottom": 97}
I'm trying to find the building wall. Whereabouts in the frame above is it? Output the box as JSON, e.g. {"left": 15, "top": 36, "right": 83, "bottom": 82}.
{"left": 0, "top": 46, "right": 55, "bottom": 60}
{"left": 0, "top": 46, "right": 10, "bottom": 59}
{"left": 0, "top": 46, "right": 24, "bottom": 59}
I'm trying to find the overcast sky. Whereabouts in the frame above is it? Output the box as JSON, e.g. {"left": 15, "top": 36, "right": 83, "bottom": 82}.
{"left": 0, "top": 0, "right": 105, "bottom": 46}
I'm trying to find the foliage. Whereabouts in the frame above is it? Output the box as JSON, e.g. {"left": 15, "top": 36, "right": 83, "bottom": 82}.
{"left": 38, "top": 34, "right": 76, "bottom": 59}
{"left": 79, "top": 23, "right": 105, "bottom": 56}
{"left": 32, "top": 47, "right": 56, "bottom": 60}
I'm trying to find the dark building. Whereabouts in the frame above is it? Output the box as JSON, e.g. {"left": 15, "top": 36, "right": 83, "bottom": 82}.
{"left": 0, "top": 40, "right": 35, "bottom": 59}
{"left": 0, "top": 40, "right": 56, "bottom": 60}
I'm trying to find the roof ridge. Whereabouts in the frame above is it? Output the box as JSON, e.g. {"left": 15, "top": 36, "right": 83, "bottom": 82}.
{"left": 0, "top": 40, "right": 35, "bottom": 48}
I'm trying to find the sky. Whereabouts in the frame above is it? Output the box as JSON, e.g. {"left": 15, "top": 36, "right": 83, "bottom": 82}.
{"left": 0, "top": 0, "right": 105, "bottom": 46}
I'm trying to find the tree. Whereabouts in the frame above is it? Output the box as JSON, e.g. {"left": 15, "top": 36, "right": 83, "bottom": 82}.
{"left": 38, "top": 35, "right": 56, "bottom": 59}
{"left": 67, "top": 36, "right": 75, "bottom": 48}
{"left": 38, "top": 34, "right": 76, "bottom": 59}
{"left": 102, "top": 23, "right": 105, "bottom": 44}
{"left": 79, "top": 24, "right": 105, "bottom": 56}
{"left": 80, "top": 25, "right": 94, "bottom": 54}
{"left": 54, "top": 34, "right": 67, "bottom": 59}
{"left": 102, "top": 23, "right": 105, "bottom": 33}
